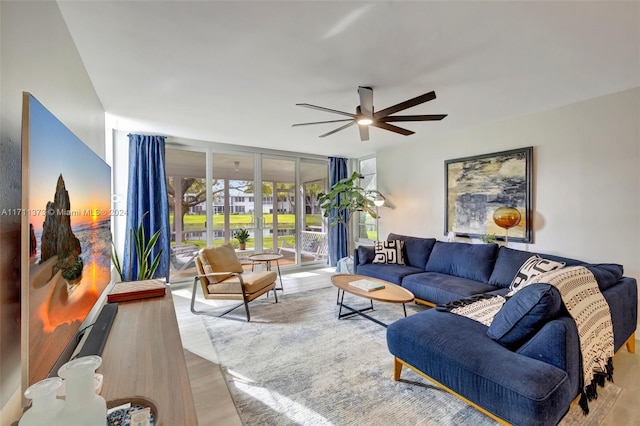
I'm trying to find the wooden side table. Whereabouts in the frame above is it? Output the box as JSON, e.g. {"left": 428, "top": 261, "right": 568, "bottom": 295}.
{"left": 248, "top": 253, "right": 284, "bottom": 291}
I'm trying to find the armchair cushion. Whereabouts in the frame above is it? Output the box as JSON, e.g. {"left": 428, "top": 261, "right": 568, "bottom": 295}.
{"left": 207, "top": 271, "right": 277, "bottom": 296}
{"left": 198, "top": 244, "right": 244, "bottom": 284}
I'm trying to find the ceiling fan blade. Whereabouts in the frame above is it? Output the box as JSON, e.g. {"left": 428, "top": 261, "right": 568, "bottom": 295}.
{"left": 380, "top": 114, "right": 447, "bottom": 122}
{"left": 370, "top": 121, "right": 414, "bottom": 136}
{"left": 292, "top": 119, "right": 354, "bottom": 127}
{"left": 319, "top": 121, "right": 356, "bottom": 138}
{"left": 296, "top": 103, "right": 356, "bottom": 118}
{"left": 374, "top": 91, "right": 437, "bottom": 119}
{"left": 358, "top": 86, "right": 373, "bottom": 117}
{"left": 358, "top": 124, "right": 370, "bottom": 141}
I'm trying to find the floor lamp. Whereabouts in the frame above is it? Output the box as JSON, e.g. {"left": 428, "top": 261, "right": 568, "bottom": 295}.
{"left": 370, "top": 191, "right": 386, "bottom": 240}
{"left": 492, "top": 206, "right": 521, "bottom": 246}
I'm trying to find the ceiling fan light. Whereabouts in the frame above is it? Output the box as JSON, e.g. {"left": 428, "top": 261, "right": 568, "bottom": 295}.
{"left": 357, "top": 117, "right": 373, "bottom": 126}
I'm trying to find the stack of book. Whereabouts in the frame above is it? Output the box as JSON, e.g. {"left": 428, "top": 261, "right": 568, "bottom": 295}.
{"left": 107, "top": 278, "right": 166, "bottom": 303}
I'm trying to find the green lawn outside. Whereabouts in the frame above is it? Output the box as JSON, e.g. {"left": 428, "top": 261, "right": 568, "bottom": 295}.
{"left": 175, "top": 236, "right": 295, "bottom": 251}
{"left": 170, "top": 213, "right": 322, "bottom": 231}
{"left": 170, "top": 213, "right": 323, "bottom": 250}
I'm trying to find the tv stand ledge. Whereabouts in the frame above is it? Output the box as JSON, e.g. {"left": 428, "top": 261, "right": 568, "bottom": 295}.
{"left": 97, "top": 280, "right": 197, "bottom": 425}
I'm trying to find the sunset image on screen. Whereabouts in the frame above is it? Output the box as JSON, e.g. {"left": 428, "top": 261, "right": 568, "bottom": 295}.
{"left": 26, "top": 95, "right": 112, "bottom": 386}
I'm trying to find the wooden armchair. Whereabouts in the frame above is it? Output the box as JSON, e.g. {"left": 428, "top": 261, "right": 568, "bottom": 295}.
{"left": 191, "top": 244, "right": 277, "bottom": 321}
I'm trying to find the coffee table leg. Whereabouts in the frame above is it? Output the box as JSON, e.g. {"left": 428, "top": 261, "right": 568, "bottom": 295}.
{"left": 403, "top": 303, "right": 407, "bottom": 317}
{"left": 338, "top": 302, "right": 387, "bottom": 328}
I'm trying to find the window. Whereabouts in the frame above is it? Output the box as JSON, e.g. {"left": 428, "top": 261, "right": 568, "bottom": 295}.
{"left": 358, "top": 157, "right": 377, "bottom": 241}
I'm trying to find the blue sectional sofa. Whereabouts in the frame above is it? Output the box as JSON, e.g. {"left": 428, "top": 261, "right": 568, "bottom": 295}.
{"left": 354, "top": 233, "right": 637, "bottom": 426}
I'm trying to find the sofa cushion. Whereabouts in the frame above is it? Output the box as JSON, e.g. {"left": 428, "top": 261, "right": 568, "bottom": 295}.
{"left": 387, "top": 233, "right": 436, "bottom": 269}
{"left": 209, "top": 271, "right": 276, "bottom": 295}
{"left": 509, "top": 255, "right": 565, "bottom": 292}
{"left": 585, "top": 263, "right": 624, "bottom": 291}
{"left": 355, "top": 263, "right": 424, "bottom": 285}
{"left": 402, "top": 272, "right": 500, "bottom": 305}
{"left": 488, "top": 247, "right": 539, "bottom": 288}
{"left": 487, "top": 284, "right": 563, "bottom": 349}
{"left": 425, "top": 241, "right": 498, "bottom": 282}
{"left": 489, "top": 247, "right": 584, "bottom": 288}
{"left": 373, "top": 240, "right": 405, "bottom": 264}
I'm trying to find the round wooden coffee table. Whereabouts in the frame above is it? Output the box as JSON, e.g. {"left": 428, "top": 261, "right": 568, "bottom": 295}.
{"left": 331, "top": 274, "right": 415, "bottom": 327}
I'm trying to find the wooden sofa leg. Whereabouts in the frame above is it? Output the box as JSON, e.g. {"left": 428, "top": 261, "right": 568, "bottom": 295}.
{"left": 393, "top": 357, "right": 402, "bottom": 381}
{"left": 626, "top": 332, "right": 636, "bottom": 353}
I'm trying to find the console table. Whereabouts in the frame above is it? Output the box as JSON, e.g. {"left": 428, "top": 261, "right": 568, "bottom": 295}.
{"left": 98, "top": 283, "right": 197, "bottom": 425}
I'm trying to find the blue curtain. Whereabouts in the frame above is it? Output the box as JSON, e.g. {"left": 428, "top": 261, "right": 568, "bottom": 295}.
{"left": 123, "top": 134, "right": 170, "bottom": 281}
{"left": 328, "top": 157, "right": 348, "bottom": 266}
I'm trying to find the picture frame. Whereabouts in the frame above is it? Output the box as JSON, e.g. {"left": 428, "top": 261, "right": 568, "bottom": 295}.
{"left": 445, "top": 147, "right": 533, "bottom": 243}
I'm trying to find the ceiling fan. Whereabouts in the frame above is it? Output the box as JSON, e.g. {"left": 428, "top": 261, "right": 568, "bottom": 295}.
{"left": 292, "top": 86, "right": 447, "bottom": 141}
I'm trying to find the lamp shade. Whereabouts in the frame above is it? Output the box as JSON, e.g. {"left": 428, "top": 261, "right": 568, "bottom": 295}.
{"left": 493, "top": 207, "right": 521, "bottom": 229}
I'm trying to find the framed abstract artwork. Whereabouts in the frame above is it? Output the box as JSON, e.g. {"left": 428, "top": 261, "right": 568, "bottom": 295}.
{"left": 445, "top": 147, "right": 533, "bottom": 243}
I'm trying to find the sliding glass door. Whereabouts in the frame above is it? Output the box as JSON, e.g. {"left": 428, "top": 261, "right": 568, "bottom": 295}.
{"left": 165, "top": 146, "right": 328, "bottom": 268}
{"left": 260, "top": 157, "right": 296, "bottom": 256}
{"left": 166, "top": 149, "right": 207, "bottom": 249}
{"left": 209, "top": 153, "right": 256, "bottom": 260}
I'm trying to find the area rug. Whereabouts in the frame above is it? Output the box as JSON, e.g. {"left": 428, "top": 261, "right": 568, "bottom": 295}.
{"left": 200, "top": 286, "right": 621, "bottom": 426}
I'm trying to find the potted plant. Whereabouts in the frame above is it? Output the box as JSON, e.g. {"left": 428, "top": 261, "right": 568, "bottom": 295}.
{"left": 317, "top": 171, "right": 378, "bottom": 257}
{"left": 111, "top": 211, "right": 164, "bottom": 282}
{"left": 234, "top": 227, "right": 250, "bottom": 250}
{"left": 480, "top": 233, "right": 497, "bottom": 244}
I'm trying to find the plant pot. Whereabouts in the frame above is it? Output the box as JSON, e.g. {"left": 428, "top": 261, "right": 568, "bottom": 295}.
{"left": 239, "top": 243, "right": 246, "bottom": 250}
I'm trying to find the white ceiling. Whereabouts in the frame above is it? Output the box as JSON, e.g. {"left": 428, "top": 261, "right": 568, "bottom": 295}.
{"left": 57, "top": 1, "right": 640, "bottom": 159}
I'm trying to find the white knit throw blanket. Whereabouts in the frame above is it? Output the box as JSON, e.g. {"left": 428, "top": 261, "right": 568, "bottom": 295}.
{"left": 449, "top": 295, "right": 507, "bottom": 326}
{"left": 523, "top": 266, "right": 614, "bottom": 405}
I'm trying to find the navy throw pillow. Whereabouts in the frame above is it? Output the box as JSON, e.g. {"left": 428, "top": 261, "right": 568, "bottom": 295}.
{"left": 357, "top": 245, "right": 375, "bottom": 265}
{"left": 487, "top": 284, "right": 562, "bottom": 350}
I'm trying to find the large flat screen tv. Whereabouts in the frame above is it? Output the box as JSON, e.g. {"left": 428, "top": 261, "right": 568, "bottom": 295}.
{"left": 21, "top": 93, "right": 112, "bottom": 392}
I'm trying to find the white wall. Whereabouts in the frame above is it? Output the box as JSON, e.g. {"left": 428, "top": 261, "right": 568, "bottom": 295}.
{"left": 378, "top": 87, "right": 640, "bottom": 321}
{"left": 0, "top": 1, "right": 104, "bottom": 422}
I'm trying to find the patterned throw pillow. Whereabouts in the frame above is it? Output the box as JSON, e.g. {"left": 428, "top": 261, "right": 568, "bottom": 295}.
{"left": 372, "top": 240, "right": 405, "bottom": 265}
{"left": 509, "top": 255, "right": 565, "bottom": 293}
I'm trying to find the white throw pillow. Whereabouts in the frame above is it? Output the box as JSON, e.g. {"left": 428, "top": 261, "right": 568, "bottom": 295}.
{"left": 509, "top": 255, "right": 565, "bottom": 293}
{"left": 372, "top": 240, "right": 405, "bottom": 265}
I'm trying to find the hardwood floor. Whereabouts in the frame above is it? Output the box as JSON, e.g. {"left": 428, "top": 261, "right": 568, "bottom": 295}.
{"left": 170, "top": 268, "right": 640, "bottom": 426}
